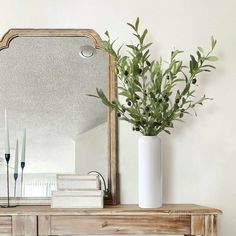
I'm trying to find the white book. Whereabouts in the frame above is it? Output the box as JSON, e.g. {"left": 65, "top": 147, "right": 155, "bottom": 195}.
{"left": 51, "top": 190, "right": 103, "bottom": 208}
{"left": 57, "top": 174, "right": 100, "bottom": 191}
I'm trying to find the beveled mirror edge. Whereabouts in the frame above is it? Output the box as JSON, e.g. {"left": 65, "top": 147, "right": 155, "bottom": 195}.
{"left": 0, "top": 29, "right": 119, "bottom": 205}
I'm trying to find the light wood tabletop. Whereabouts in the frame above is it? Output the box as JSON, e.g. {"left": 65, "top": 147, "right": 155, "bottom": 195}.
{"left": 0, "top": 203, "right": 222, "bottom": 216}
{"left": 0, "top": 204, "right": 222, "bottom": 236}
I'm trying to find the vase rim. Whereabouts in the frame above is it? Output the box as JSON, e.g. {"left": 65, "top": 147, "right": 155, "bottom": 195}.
{"left": 139, "top": 135, "right": 161, "bottom": 139}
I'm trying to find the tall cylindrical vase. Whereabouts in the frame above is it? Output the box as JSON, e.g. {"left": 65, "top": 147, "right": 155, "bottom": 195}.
{"left": 138, "top": 136, "right": 162, "bottom": 208}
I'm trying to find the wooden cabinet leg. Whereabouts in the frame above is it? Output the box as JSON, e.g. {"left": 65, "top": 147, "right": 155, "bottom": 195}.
{"left": 187, "top": 214, "right": 217, "bottom": 236}
{"left": 190, "top": 215, "right": 205, "bottom": 235}
{"left": 205, "top": 215, "right": 217, "bottom": 236}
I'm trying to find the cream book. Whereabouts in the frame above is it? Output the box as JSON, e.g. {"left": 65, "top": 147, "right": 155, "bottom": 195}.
{"left": 51, "top": 190, "right": 103, "bottom": 208}
{"left": 57, "top": 174, "right": 101, "bottom": 190}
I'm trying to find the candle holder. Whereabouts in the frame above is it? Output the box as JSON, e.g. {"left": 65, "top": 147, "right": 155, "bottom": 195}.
{"left": 13, "top": 173, "right": 18, "bottom": 197}
{"left": 1, "top": 154, "right": 16, "bottom": 208}
{"left": 20, "top": 161, "right": 25, "bottom": 197}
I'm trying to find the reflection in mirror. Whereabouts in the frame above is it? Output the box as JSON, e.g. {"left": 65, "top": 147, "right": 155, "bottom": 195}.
{"left": 0, "top": 35, "right": 108, "bottom": 197}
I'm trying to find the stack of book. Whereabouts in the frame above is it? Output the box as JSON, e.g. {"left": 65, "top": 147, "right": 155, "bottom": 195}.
{"left": 51, "top": 175, "right": 103, "bottom": 208}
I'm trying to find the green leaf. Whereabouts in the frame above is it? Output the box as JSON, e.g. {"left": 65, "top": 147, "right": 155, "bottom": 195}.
{"left": 190, "top": 55, "right": 198, "bottom": 70}
{"left": 127, "top": 23, "right": 136, "bottom": 31}
{"left": 197, "top": 51, "right": 201, "bottom": 60}
{"left": 197, "top": 47, "right": 204, "bottom": 54}
{"left": 96, "top": 88, "right": 112, "bottom": 107}
{"left": 211, "top": 36, "right": 214, "bottom": 48}
{"left": 105, "top": 30, "right": 109, "bottom": 38}
{"left": 133, "top": 79, "right": 142, "bottom": 88}
{"left": 119, "top": 90, "right": 130, "bottom": 98}
{"left": 188, "top": 90, "right": 196, "bottom": 97}
{"left": 211, "top": 36, "right": 217, "bottom": 49}
{"left": 87, "top": 94, "right": 99, "bottom": 98}
{"left": 135, "top": 17, "right": 140, "bottom": 30}
{"left": 132, "top": 33, "right": 141, "bottom": 40}
{"left": 164, "top": 130, "right": 171, "bottom": 135}
{"left": 126, "top": 44, "right": 137, "bottom": 50}
{"left": 117, "top": 44, "right": 123, "bottom": 55}
{"left": 174, "top": 118, "right": 185, "bottom": 123}
{"left": 172, "top": 78, "right": 185, "bottom": 83}
{"left": 206, "top": 56, "right": 218, "bottom": 62}
{"left": 142, "top": 42, "right": 153, "bottom": 51}
{"left": 202, "top": 64, "right": 216, "bottom": 69}
{"left": 175, "top": 90, "right": 181, "bottom": 100}
{"left": 143, "top": 50, "right": 150, "bottom": 60}
{"left": 140, "top": 29, "right": 148, "bottom": 44}
{"left": 182, "top": 83, "right": 190, "bottom": 96}
{"left": 171, "top": 50, "right": 184, "bottom": 59}
{"left": 189, "top": 60, "right": 193, "bottom": 73}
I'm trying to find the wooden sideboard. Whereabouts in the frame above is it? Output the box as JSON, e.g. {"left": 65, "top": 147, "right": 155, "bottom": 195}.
{"left": 0, "top": 204, "right": 222, "bottom": 236}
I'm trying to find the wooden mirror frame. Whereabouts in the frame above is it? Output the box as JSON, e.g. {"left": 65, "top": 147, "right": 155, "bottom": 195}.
{"left": 0, "top": 29, "right": 118, "bottom": 205}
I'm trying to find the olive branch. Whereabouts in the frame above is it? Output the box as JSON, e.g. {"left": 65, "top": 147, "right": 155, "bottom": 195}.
{"left": 89, "top": 17, "right": 218, "bottom": 136}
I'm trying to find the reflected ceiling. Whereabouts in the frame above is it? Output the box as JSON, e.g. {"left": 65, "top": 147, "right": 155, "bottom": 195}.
{"left": 0, "top": 36, "right": 107, "bottom": 147}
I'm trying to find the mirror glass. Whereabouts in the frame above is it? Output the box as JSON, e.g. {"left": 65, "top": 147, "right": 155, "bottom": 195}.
{"left": 0, "top": 35, "right": 108, "bottom": 197}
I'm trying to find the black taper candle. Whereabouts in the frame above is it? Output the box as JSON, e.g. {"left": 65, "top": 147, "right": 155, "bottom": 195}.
{"left": 13, "top": 173, "right": 18, "bottom": 197}
{"left": 20, "top": 161, "right": 25, "bottom": 197}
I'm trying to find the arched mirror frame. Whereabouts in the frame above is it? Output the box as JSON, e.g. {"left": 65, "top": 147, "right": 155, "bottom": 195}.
{"left": 0, "top": 29, "right": 118, "bottom": 205}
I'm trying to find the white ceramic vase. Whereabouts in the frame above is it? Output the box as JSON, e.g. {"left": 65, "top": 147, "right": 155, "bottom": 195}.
{"left": 138, "top": 136, "right": 162, "bottom": 208}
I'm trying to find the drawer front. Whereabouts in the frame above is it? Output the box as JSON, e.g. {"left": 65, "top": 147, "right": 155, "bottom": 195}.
{"left": 50, "top": 215, "right": 190, "bottom": 235}
{"left": 12, "top": 216, "right": 37, "bottom": 236}
{"left": 0, "top": 216, "right": 11, "bottom": 235}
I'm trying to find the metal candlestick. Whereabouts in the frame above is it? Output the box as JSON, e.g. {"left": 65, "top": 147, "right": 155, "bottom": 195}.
{"left": 13, "top": 173, "right": 18, "bottom": 197}
{"left": 1, "top": 154, "right": 16, "bottom": 208}
{"left": 20, "top": 161, "right": 25, "bottom": 197}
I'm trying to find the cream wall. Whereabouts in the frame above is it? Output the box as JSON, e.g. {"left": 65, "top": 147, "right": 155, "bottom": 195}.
{"left": 0, "top": 0, "right": 235, "bottom": 235}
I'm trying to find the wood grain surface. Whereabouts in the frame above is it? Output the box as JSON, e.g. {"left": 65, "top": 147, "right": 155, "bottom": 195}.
{"left": 50, "top": 215, "right": 190, "bottom": 235}
{"left": 0, "top": 217, "right": 11, "bottom": 235}
{"left": 0, "top": 204, "right": 222, "bottom": 216}
{"left": 0, "top": 204, "right": 221, "bottom": 236}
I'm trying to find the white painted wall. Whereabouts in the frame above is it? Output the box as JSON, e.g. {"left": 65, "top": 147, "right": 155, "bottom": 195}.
{"left": 0, "top": 0, "right": 235, "bottom": 235}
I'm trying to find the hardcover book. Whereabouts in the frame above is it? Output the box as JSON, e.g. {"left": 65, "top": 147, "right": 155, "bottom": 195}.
{"left": 57, "top": 174, "right": 101, "bottom": 191}
{"left": 51, "top": 190, "right": 103, "bottom": 208}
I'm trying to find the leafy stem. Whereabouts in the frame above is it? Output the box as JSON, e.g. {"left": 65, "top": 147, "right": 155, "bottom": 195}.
{"left": 91, "top": 18, "right": 218, "bottom": 136}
